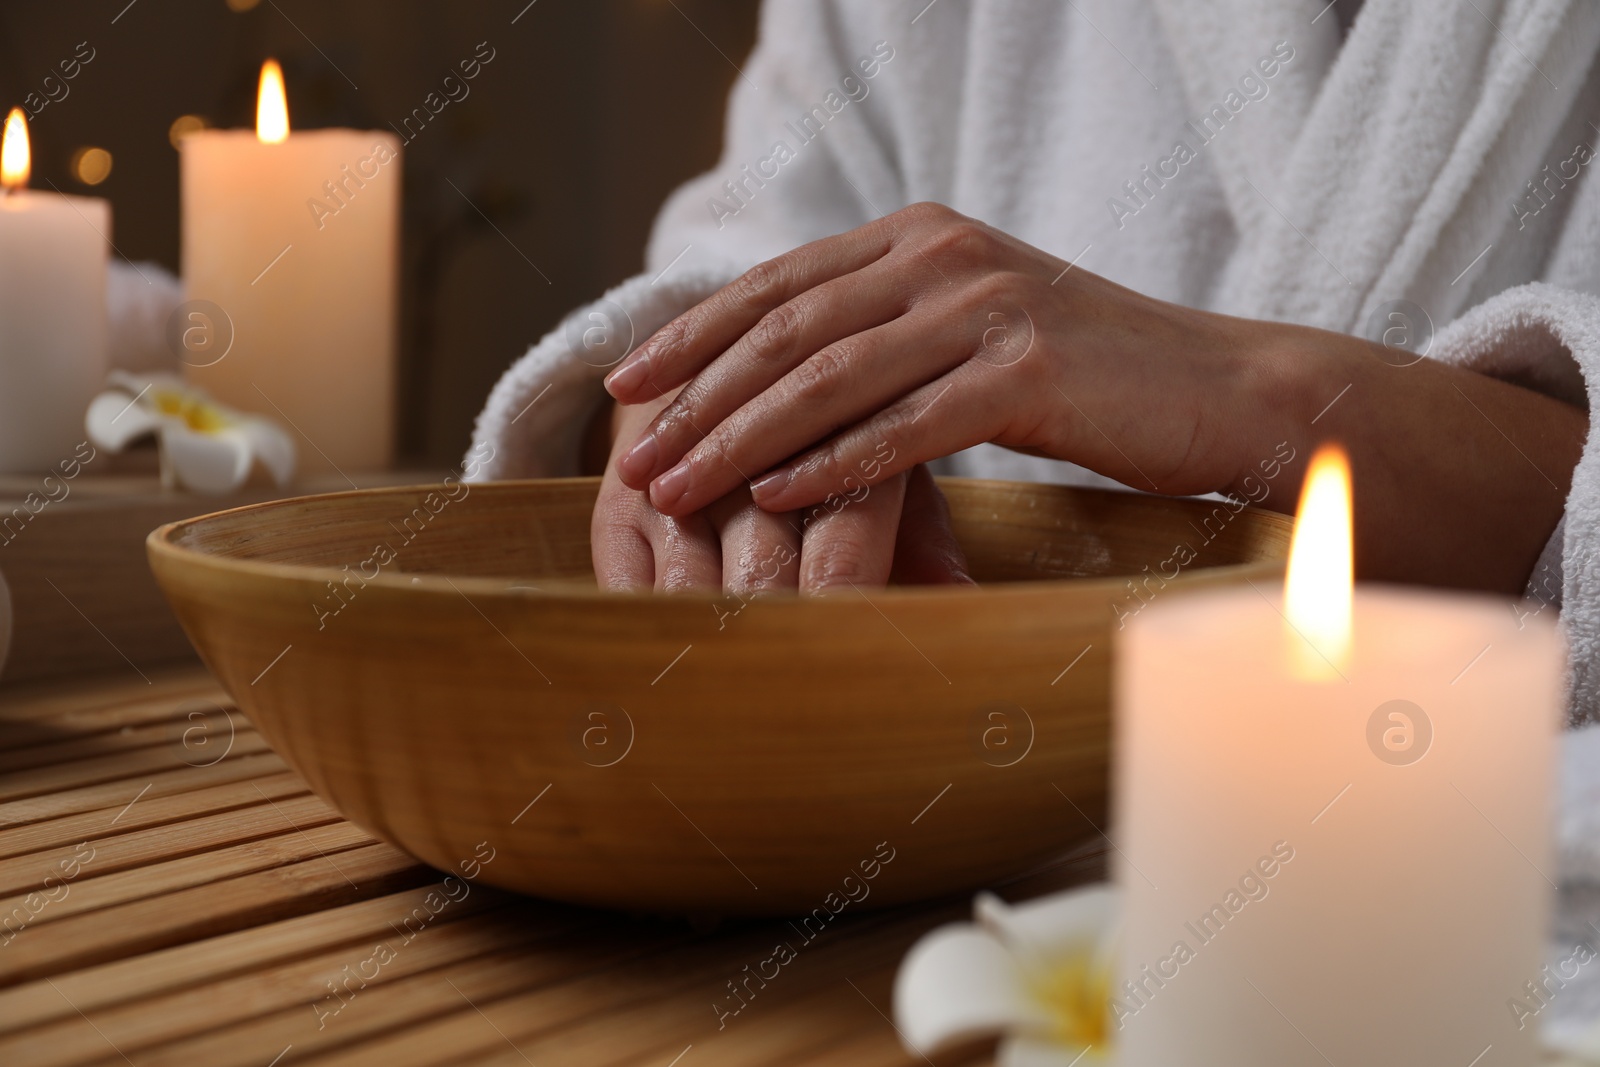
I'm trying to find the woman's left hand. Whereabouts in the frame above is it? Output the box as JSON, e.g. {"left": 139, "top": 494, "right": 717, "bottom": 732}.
{"left": 602, "top": 201, "right": 1276, "bottom": 517}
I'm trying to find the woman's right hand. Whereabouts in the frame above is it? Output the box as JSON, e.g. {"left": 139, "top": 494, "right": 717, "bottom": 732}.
{"left": 590, "top": 391, "right": 972, "bottom": 593}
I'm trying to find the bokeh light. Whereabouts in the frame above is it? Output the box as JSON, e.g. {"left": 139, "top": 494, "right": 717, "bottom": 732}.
{"left": 71, "top": 146, "right": 112, "bottom": 186}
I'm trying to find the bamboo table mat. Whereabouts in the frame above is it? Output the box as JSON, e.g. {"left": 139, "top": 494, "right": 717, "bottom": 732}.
{"left": 0, "top": 665, "right": 1101, "bottom": 1066}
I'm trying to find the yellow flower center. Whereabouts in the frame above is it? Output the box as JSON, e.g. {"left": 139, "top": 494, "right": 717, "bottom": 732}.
{"left": 1030, "top": 950, "right": 1113, "bottom": 1053}
{"left": 152, "top": 389, "right": 231, "bottom": 433}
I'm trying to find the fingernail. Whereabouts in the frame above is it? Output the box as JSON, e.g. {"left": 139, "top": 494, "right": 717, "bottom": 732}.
{"left": 616, "top": 433, "right": 659, "bottom": 483}
{"left": 750, "top": 469, "right": 791, "bottom": 502}
{"left": 605, "top": 356, "right": 649, "bottom": 397}
{"left": 651, "top": 463, "right": 692, "bottom": 512}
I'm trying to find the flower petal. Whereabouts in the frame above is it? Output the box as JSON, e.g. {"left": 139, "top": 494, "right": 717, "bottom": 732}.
{"left": 976, "top": 885, "right": 1120, "bottom": 966}
{"left": 85, "top": 390, "right": 163, "bottom": 453}
{"left": 163, "top": 424, "right": 253, "bottom": 494}
{"left": 894, "top": 923, "right": 1044, "bottom": 1055}
{"left": 1547, "top": 1015, "right": 1600, "bottom": 1062}
{"left": 235, "top": 416, "right": 296, "bottom": 487}
{"left": 998, "top": 1034, "right": 1105, "bottom": 1067}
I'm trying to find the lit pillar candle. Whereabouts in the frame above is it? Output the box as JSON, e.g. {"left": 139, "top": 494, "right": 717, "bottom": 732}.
{"left": 1115, "top": 446, "right": 1564, "bottom": 1065}
{"left": 0, "top": 108, "right": 108, "bottom": 473}
{"left": 180, "top": 60, "right": 399, "bottom": 475}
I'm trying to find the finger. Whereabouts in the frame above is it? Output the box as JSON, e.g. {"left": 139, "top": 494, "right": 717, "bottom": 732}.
{"left": 614, "top": 263, "right": 916, "bottom": 490}
{"left": 797, "top": 472, "right": 908, "bottom": 594}
{"left": 603, "top": 223, "right": 897, "bottom": 404}
{"left": 751, "top": 363, "right": 1009, "bottom": 513}
{"left": 590, "top": 503, "right": 656, "bottom": 590}
{"left": 890, "top": 465, "right": 975, "bottom": 585}
{"left": 643, "top": 311, "right": 970, "bottom": 513}
{"left": 705, "top": 491, "right": 802, "bottom": 594}
{"left": 643, "top": 509, "right": 723, "bottom": 593}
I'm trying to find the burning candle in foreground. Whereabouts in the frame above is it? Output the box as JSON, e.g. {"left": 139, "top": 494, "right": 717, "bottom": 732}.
{"left": 180, "top": 59, "right": 400, "bottom": 475}
{"left": 0, "top": 107, "right": 108, "bottom": 473}
{"left": 1115, "top": 444, "right": 1564, "bottom": 1064}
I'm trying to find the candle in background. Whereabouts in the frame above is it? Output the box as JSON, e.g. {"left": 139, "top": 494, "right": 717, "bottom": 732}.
{"left": 180, "top": 60, "right": 399, "bottom": 475}
{"left": 1115, "top": 445, "right": 1563, "bottom": 1065}
{"left": 0, "top": 107, "right": 108, "bottom": 473}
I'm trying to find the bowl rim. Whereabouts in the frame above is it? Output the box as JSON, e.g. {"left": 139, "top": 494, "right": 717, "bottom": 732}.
{"left": 146, "top": 476, "right": 1290, "bottom": 605}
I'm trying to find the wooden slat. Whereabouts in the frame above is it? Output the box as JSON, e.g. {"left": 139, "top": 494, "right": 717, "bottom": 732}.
{"left": 0, "top": 818, "right": 374, "bottom": 927}
{"left": 784, "top": 1026, "right": 991, "bottom": 1067}
{"left": 76, "top": 922, "right": 705, "bottom": 1067}
{"left": 287, "top": 910, "right": 945, "bottom": 1067}
{"left": 0, "top": 792, "right": 342, "bottom": 895}
{"left": 474, "top": 916, "right": 940, "bottom": 1067}
{"left": 0, "top": 708, "right": 237, "bottom": 773}
{"left": 0, "top": 907, "right": 587, "bottom": 1067}
{"left": 0, "top": 732, "right": 271, "bottom": 803}
{"left": 0, "top": 883, "right": 507, "bottom": 1033}
{"left": 0, "top": 668, "right": 226, "bottom": 725}
{"left": 465, "top": 963, "right": 896, "bottom": 1067}
{"left": 90, "top": 911, "right": 789, "bottom": 1067}
{"left": 0, "top": 772, "right": 308, "bottom": 860}
{"left": 0, "top": 841, "right": 428, "bottom": 983}
{"left": 669, "top": 973, "right": 891, "bottom": 1067}
{"left": 0, "top": 752, "right": 291, "bottom": 829}
{"left": 694, "top": 970, "right": 996, "bottom": 1067}
{"left": 0, "top": 686, "right": 230, "bottom": 745}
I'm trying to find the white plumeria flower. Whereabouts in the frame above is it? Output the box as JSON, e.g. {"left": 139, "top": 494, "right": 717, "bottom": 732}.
{"left": 1550, "top": 1015, "right": 1600, "bottom": 1064}
{"left": 897, "top": 882, "right": 1596, "bottom": 1065}
{"left": 894, "top": 884, "right": 1119, "bottom": 1066}
{"left": 85, "top": 371, "right": 294, "bottom": 495}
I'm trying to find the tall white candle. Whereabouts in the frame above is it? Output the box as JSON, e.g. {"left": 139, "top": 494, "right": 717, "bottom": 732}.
{"left": 1115, "top": 447, "right": 1564, "bottom": 1065}
{"left": 180, "top": 60, "right": 399, "bottom": 475}
{"left": 0, "top": 108, "right": 108, "bottom": 473}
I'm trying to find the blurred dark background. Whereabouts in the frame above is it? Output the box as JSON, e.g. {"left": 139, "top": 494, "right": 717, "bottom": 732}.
{"left": 0, "top": 0, "right": 759, "bottom": 466}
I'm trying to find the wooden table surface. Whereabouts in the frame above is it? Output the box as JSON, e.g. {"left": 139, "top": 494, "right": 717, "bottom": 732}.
{"left": 0, "top": 666, "right": 1101, "bottom": 1066}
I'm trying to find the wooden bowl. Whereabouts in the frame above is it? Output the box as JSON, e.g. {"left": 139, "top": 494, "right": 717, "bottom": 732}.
{"left": 148, "top": 477, "right": 1290, "bottom": 915}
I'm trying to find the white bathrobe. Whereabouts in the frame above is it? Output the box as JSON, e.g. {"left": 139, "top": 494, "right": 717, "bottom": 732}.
{"left": 469, "top": 0, "right": 1600, "bottom": 1027}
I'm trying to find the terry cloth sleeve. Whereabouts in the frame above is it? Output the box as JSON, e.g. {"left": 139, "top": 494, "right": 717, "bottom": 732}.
{"left": 1425, "top": 282, "right": 1598, "bottom": 723}
{"left": 464, "top": 0, "right": 909, "bottom": 482}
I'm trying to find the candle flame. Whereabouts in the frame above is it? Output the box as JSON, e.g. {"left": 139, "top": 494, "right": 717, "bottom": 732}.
{"left": 256, "top": 60, "right": 289, "bottom": 144}
{"left": 1284, "top": 443, "right": 1352, "bottom": 678}
{"left": 2, "top": 108, "right": 31, "bottom": 191}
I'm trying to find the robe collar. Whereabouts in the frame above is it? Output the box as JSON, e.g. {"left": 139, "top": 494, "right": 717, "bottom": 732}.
{"left": 1149, "top": 0, "right": 1599, "bottom": 330}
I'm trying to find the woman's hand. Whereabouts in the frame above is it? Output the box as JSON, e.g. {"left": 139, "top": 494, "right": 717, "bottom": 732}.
{"left": 590, "top": 389, "right": 971, "bottom": 593}
{"left": 603, "top": 202, "right": 1588, "bottom": 595}
{"left": 603, "top": 203, "right": 1274, "bottom": 517}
